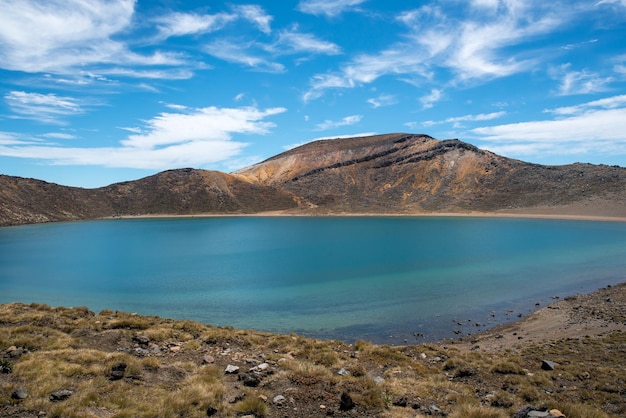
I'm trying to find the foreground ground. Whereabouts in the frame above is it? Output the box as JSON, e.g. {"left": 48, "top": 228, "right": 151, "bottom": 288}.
{"left": 1, "top": 283, "right": 625, "bottom": 418}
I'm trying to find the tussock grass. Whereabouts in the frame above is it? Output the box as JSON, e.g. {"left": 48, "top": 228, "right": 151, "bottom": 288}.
{"left": 2, "top": 302, "right": 624, "bottom": 418}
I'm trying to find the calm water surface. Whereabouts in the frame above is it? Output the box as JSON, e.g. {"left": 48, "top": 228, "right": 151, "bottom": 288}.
{"left": 1, "top": 217, "right": 625, "bottom": 344}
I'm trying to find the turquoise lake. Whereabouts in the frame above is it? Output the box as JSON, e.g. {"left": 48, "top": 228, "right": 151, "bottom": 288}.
{"left": 1, "top": 216, "right": 625, "bottom": 344}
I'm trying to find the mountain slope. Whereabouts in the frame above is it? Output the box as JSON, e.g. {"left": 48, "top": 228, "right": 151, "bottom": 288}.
{"left": 1, "top": 133, "right": 625, "bottom": 226}
{"left": 0, "top": 169, "right": 298, "bottom": 227}
{"left": 236, "top": 133, "right": 626, "bottom": 214}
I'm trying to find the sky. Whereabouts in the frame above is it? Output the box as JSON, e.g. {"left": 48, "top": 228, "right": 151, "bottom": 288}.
{"left": 1, "top": 0, "right": 626, "bottom": 188}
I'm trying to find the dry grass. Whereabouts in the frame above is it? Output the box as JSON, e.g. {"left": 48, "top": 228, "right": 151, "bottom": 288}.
{"left": 1, "top": 302, "right": 625, "bottom": 417}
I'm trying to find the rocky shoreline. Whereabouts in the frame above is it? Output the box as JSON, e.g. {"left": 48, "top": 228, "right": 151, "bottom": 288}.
{"left": 1, "top": 283, "right": 625, "bottom": 417}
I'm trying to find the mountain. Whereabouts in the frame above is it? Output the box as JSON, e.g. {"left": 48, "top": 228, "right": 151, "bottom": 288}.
{"left": 236, "top": 133, "right": 626, "bottom": 215}
{"left": 0, "top": 169, "right": 298, "bottom": 227}
{"left": 1, "top": 133, "right": 625, "bottom": 226}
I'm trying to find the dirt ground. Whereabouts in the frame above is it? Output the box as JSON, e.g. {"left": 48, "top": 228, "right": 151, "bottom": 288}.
{"left": 443, "top": 282, "right": 626, "bottom": 352}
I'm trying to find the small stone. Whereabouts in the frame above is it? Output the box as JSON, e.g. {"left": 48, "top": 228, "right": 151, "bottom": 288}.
{"left": 392, "top": 395, "right": 408, "bottom": 407}
{"left": 273, "top": 395, "right": 286, "bottom": 405}
{"left": 419, "top": 353, "right": 427, "bottom": 360}
{"left": 258, "top": 395, "right": 268, "bottom": 402}
{"left": 541, "top": 360, "right": 557, "bottom": 371}
{"left": 6, "top": 346, "right": 17, "bottom": 354}
{"left": 428, "top": 404, "right": 443, "bottom": 415}
{"left": 339, "top": 392, "right": 355, "bottom": 411}
{"left": 203, "top": 354, "right": 215, "bottom": 364}
{"left": 250, "top": 362, "right": 269, "bottom": 373}
{"left": 549, "top": 409, "right": 566, "bottom": 417}
{"left": 239, "top": 372, "right": 261, "bottom": 387}
{"left": 169, "top": 345, "right": 181, "bottom": 353}
{"left": 319, "top": 405, "right": 326, "bottom": 409}
{"left": 206, "top": 405, "right": 218, "bottom": 416}
{"left": 527, "top": 411, "right": 551, "bottom": 417}
{"left": 50, "top": 388, "right": 74, "bottom": 402}
{"left": 11, "top": 387, "right": 28, "bottom": 400}
{"left": 133, "top": 347, "right": 151, "bottom": 357}
{"left": 374, "top": 376, "right": 385, "bottom": 384}
{"left": 225, "top": 364, "right": 239, "bottom": 374}
{"left": 109, "top": 362, "right": 127, "bottom": 380}
{"left": 337, "top": 367, "right": 350, "bottom": 376}
{"left": 133, "top": 335, "right": 150, "bottom": 345}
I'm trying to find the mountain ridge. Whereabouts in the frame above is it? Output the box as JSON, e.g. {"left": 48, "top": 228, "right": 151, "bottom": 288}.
{"left": 2, "top": 133, "right": 625, "bottom": 226}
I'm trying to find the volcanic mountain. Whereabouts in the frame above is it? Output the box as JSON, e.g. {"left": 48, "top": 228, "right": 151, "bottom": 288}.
{"left": 1, "top": 133, "right": 625, "bottom": 226}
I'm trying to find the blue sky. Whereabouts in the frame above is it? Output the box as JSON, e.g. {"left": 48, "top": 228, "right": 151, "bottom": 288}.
{"left": 1, "top": 0, "right": 626, "bottom": 188}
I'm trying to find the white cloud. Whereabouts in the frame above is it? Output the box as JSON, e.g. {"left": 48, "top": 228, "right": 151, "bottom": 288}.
{"left": 0, "top": 105, "right": 287, "bottom": 169}
{"left": 546, "top": 94, "right": 626, "bottom": 116}
{"left": 315, "top": 115, "right": 363, "bottom": 131}
{"left": 4, "top": 91, "right": 88, "bottom": 124}
{"left": 551, "top": 64, "right": 614, "bottom": 95}
{"left": 233, "top": 4, "right": 273, "bottom": 34}
{"left": 419, "top": 89, "right": 443, "bottom": 109}
{"left": 204, "top": 40, "right": 285, "bottom": 73}
{"left": 596, "top": 0, "right": 626, "bottom": 7}
{"left": 304, "top": 1, "right": 567, "bottom": 100}
{"left": 367, "top": 94, "right": 397, "bottom": 108}
{"left": 154, "top": 11, "right": 236, "bottom": 39}
{"left": 0, "top": 0, "right": 190, "bottom": 76}
{"left": 297, "top": 0, "right": 367, "bottom": 17}
{"left": 42, "top": 133, "right": 77, "bottom": 140}
{"left": 273, "top": 28, "right": 341, "bottom": 55}
{"left": 423, "top": 111, "right": 507, "bottom": 126}
{"left": 470, "top": 97, "right": 626, "bottom": 159}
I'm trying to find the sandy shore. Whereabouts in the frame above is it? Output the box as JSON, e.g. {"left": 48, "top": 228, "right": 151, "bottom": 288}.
{"left": 443, "top": 282, "right": 626, "bottom": 352}
{"left": 109, "top": 209, "right": 626, "bottom": 223}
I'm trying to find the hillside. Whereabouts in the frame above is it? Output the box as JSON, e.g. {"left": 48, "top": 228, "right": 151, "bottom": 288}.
{"left": 2, "top": 133, "right": 626, "bottom": 226}
{"left": 0, "top": 169, "right": 298, "bottom": 227}
{"left": 236, "top": 133, "right": 626, "bottom": 215}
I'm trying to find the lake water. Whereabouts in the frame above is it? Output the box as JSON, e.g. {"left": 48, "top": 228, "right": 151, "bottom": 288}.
{"left": 1, "top": 216, "right": 625, "bottom": 344}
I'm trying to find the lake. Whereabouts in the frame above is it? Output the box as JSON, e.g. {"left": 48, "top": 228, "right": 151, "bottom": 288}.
{"left": 1, "top": 216, "right": 625, "bottom": 344}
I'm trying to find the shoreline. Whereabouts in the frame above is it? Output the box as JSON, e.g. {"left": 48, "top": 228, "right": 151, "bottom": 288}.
{"left": 105, "top": 209, "right": 626, "bottom": 223}
{"left": 442, "top": 281, "right": 626, "bottom": 352}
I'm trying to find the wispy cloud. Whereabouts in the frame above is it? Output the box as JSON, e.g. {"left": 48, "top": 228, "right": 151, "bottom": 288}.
{"left": 367, "top": 94, "right": 397, "bottom": 108}
{"left": 204, "top": 40, "right": 285, "bottom": 73}
{"left": 153, "top": 11, "right": 236, "bottom": 39}
{"left": 297, "top": 0, "right": 368, "bottom": 17}
{"left": 205, "top": 26, "right": 339, "bottom": 72}
{"left": 470, "top": 95, "right": 626, "bottom": 159}
{"left": 233, "top": 4, "right": 273, "bottom": 34}
{"left": 315, "top": 115, "right": 362, "bottom": 131}
{"left": 304, "top": 1, "right": 567, "bottom": 100}
{"left": 551, "top": 64, "right": 614, "bottom": 95}
{"left": 419, "top": 89, "right": 443, "bottom": 109}
{"left": 545, "top": 94, "right": 626, "bottom": 115}
{"left": 0, "top": 0, "right": 190, "bottom": 77}
{"left": 0, "top": 105, "right": 287, "bottom": 169}
{"left": 272, "top": 27, "right": 341, "bottom": 55}
{"left": 4, "top": 91, "right": 89, "bottom": 124}
{"left": 423, "top": 111, "right": 507, "bottom": 127}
